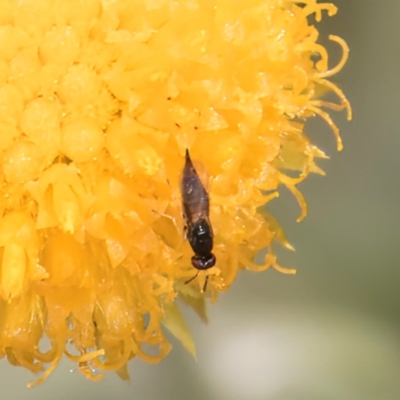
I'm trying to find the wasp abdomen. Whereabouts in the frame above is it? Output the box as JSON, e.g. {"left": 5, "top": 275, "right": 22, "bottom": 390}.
{"left": 181, "top": 150, "right": 209, "bottom": 222}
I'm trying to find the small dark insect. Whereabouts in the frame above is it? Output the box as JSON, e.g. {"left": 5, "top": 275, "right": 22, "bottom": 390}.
{"left": 181, "top": 149, "right": 216, "bottom": 292}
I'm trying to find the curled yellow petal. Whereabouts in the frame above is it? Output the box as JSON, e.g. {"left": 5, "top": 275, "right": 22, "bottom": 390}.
{"left": 1, "top": 243, "right": 26, "bottom": 300}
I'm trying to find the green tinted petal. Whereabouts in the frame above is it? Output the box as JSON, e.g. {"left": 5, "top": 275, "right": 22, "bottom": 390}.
{"left": 162, "top": 302, "right": 196, "bottom": 359}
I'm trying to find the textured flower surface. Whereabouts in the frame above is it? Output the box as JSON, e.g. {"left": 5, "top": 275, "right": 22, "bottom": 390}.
{"left": 0, "top": 0, "right": 351, "bottom": 386}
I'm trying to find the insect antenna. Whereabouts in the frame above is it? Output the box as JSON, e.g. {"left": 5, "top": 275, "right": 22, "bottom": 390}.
{"left": 184, "top": 271, "right": 199, "bottom": 285}
{"left": 184, "top": 272, "right": 209, "bottom": 293}
{"left": 202, "top": 275, "right": 209, "bottom": 293}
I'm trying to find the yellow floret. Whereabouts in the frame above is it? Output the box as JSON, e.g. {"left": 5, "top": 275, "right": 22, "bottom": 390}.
{"left": 0, "top": 0, "right": 351, "bottom": 386}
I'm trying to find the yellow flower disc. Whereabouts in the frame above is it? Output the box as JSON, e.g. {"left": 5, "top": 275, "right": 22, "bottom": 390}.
{"left": 0, "top": 0, "right": 351, "bottom": 386}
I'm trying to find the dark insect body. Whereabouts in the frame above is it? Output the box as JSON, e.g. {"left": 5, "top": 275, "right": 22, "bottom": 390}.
{"left": 181, "top": 149, "right": 216, "bottom": 291}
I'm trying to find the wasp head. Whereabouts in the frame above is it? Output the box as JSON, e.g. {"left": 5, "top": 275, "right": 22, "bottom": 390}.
{"left": 191, "top": 253, "right": 216, "bottom": 271}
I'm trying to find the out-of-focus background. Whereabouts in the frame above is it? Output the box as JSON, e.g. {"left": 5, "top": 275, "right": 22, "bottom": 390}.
{"left": 3, "top": 1, "right": 400, "bottom": 399}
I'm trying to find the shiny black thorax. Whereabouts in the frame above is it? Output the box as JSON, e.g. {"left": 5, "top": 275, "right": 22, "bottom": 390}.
{"left": 187, "top": 218, "right": 213, "bottom": 258}
{"left": 181, "top": 150, "right": 216, "bottom": 272}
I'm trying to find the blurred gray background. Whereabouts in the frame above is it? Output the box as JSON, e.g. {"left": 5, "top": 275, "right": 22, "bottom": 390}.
{"left": 3, "top": 1, "right": 400, "bottom": 399}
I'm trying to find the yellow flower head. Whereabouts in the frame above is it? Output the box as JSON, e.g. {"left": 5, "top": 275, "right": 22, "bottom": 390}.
{"left": 0, "top": 0, "right": 351, "bottom": 386}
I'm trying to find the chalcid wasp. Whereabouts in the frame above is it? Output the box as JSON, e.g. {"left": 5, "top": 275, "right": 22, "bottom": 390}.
{"left": 181, "top": 149, "right": 216, "bottom": 292}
